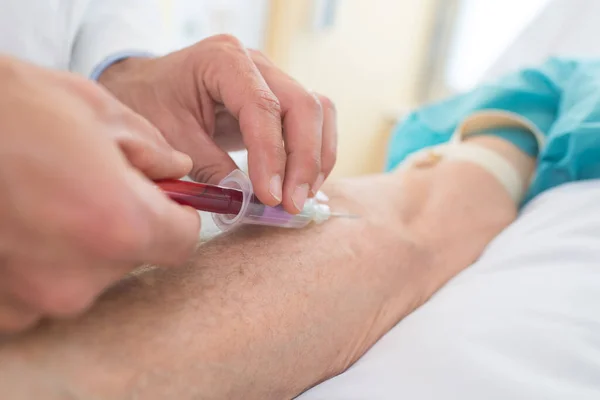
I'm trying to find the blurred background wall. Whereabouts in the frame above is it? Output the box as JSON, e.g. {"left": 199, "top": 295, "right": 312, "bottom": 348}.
{"left": 158, "top": 0, "right": 556, "bottom": 177}
{"left": 263, "top": 0, "right": 439, "bottom": 177}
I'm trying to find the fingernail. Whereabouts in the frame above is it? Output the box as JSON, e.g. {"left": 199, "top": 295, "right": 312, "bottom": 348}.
{"left": 292, "top": 184, "right": 309, "bottom": 212}
{"left": 312, "top": 173, "right": 325, "bottom": 195}
{"left": 269, "top": 175, "right": 283, "bottom": 203}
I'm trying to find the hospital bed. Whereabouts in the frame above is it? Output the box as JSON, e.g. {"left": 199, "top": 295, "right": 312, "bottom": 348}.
{"left": 298, "top": 179, "right": 600, "bottom": 399}
{"left": 299, "top": 1, "right": 600, "bottom": 395}
{"left": 197, "top": 2, "right": 600, "bottom": 397}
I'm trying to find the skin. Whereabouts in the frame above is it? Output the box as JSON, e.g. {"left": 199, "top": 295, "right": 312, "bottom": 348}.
{"left": 99, "top": 34, "right": 337, "bottom": 214}
{"left": 0, "top": 56, "right": 200, "bottom": 332}
{"left": 0, "top": 33, "right": 332, "bottom": 332}
{"left": 0, "top": 136, "right": 534, "bottom": 399}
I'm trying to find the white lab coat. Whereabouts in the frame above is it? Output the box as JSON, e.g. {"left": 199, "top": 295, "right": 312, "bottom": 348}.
{"left": 0, "top": 0, "right": 165, "bottom": 77}
{"left": 484, "top": 0, "right": 600, "bottom": 80}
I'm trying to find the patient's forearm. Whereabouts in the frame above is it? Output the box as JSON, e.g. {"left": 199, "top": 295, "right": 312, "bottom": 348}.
{"left": 0, "top": 137, "right": 532, "bottom": 399}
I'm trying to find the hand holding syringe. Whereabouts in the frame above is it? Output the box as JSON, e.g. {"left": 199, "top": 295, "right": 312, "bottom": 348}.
{"left": 156, "top": 170, "right": 358, "bottom": 231}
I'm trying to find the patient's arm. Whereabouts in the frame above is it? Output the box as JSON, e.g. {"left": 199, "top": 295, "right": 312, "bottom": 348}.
{"left": 0, "top": 136, "right": 533, "bottom": 400}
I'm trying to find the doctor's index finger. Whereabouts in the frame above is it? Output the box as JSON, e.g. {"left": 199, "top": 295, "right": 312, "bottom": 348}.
{"left": 198, "top": 35, "right": 286, "bottom": 207}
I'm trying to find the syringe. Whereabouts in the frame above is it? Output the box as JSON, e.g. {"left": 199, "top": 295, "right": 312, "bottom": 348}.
{"left": 156, "top": 179, "right": 244, "bottom": 215}
{"left": 156, "top": 169, "right": 357, "bottom": 231}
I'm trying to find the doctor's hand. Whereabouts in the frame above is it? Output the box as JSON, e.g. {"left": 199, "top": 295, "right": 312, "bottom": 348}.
{"left": 0, "top": 56, "right": 199, "bottom": 333}
{"left": 99, "top": 34, "right": 337, "bottom": 214}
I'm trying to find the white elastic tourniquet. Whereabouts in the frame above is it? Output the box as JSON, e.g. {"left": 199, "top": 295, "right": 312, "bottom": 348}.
{"left": 402, "top": 110, "right": 545, "bottom": 204}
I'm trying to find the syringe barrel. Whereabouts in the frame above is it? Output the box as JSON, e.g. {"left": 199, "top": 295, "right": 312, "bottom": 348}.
{"left": 212, "top": 170, "right": 321, "bottom": 231}
{"left": 222, "top": 200, "right": 314, "bottom": 228}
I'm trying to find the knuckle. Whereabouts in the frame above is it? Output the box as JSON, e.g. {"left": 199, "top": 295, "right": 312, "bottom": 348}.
{"left": 211, "top": 33, "right": 245, "bottom": 49}
{"left": 300, "top": 92, "right": 323, "bottom": 116}
{"left": 247, "top": 48, "right": 271, "bottom": 64}
{"left": 294, "top": 150, "right": 321, "bottom": 175}
{"left": 253, "top": 89, "right": 282, "bottom": 118}
{"left": 246, "top": 131, "right": 286, "bottom": 163}
{"left": 317, "top": 94, "right": 336, "bottom": 113}
{"left": 247, "top": 48, "right": 261, "bottom": 57}
{"left": 73, "top": 79, "right": 116, "bottom": 118}
{"left": 72, "top": 78, "right": 102, "bottom": 100}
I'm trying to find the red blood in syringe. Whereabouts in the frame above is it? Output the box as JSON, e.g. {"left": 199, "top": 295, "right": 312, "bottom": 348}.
{"left": 155, "top": 179, "right": 244, "bottom": 215}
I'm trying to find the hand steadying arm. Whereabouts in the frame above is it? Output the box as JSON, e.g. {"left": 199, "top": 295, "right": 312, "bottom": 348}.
{"left": 0, "top": 136, "right": 534, "bottom": 400}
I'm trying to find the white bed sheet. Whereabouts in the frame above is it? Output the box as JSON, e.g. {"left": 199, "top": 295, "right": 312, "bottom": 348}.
{"left": 299, "top": 180, "right": 600, "bottom": 400}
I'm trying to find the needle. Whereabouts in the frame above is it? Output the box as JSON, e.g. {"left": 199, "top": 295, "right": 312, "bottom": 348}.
{"left": 329, "top": 211, "right": 361, "bottom": 219}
